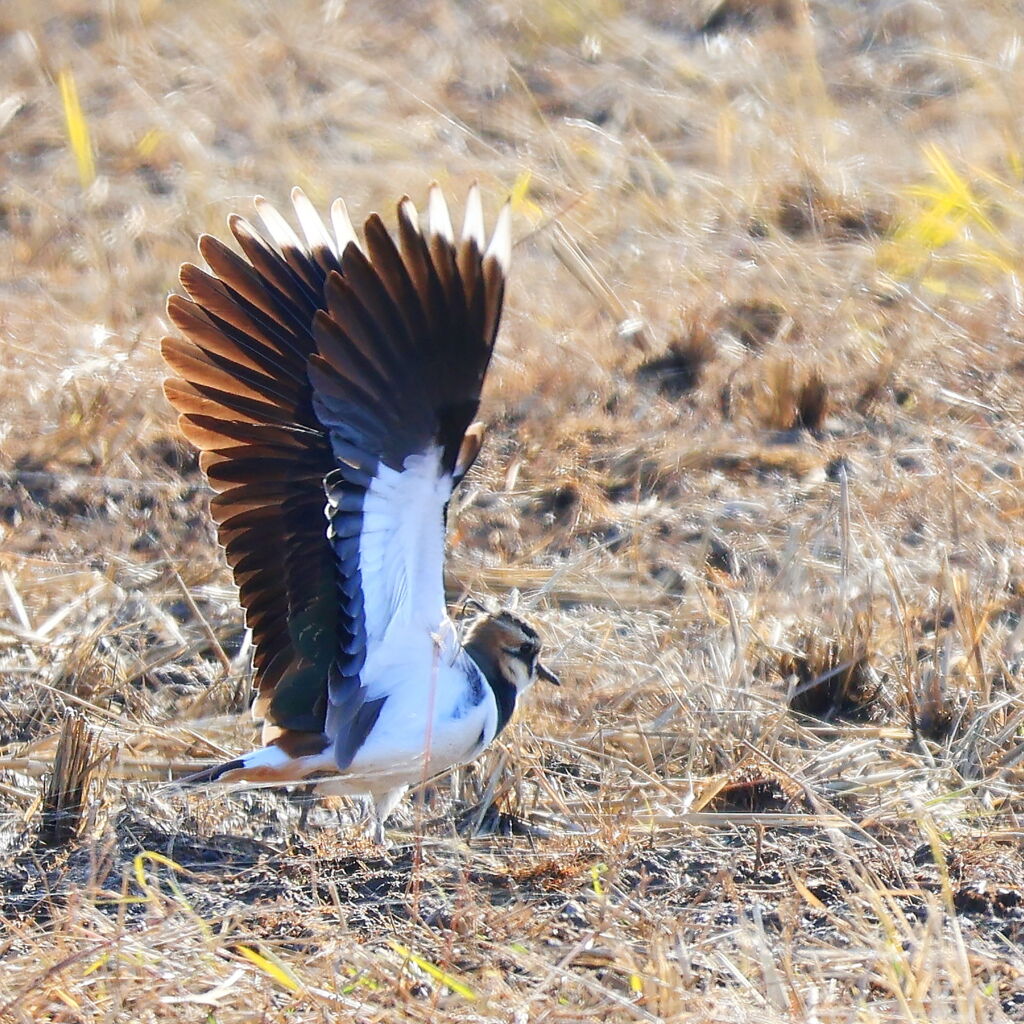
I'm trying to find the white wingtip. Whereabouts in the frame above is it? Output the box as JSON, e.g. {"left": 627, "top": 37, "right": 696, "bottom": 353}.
{"left": 461, "top": 183, "right": 486, "bottom": 250}
{"left": 330, "top": 197, "right": 360, "bottom": 254}
{"left": 428, "top": 183, "right": 454, "bottom": 243}
{"left": 484, "top": 202, "right": 512, "bottom": 273}
{"left": 254, "top": 195, "right": 303, "bottom": 253}
{"left": 398, "top": 196, "right": 421, "bottom": 235}
{"left": 291, "top": 187, "right": 337, "bottom": 257}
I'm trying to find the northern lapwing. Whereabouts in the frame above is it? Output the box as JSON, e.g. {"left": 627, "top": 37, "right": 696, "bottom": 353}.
{"left": 161, "top": 185, "right": 559, "bottom": 841}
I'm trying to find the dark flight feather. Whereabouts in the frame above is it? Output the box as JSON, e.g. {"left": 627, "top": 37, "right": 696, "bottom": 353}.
{"left": 162, "top": 186, "right": 510, "bottom": 762}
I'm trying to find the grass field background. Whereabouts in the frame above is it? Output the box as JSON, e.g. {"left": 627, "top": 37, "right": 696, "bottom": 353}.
{"left": 4, "top": 1, "right": 1024, "bottom": 1020}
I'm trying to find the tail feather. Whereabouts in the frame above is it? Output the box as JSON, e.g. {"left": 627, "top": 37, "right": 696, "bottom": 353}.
{"left": 177, "top": 737, "right": 332, "bottom": 786}
{"left": 177, "top": 757, "right": 247, "bottom": 785}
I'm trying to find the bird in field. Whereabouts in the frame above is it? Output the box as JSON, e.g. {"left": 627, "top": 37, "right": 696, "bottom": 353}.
{"left": 161, "top": 184, "right": 559, "bottom": 842}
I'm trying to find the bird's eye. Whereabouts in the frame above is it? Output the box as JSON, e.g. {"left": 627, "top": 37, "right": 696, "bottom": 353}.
{"left": 518, "top": 641, "right": 536, "bottom": 658}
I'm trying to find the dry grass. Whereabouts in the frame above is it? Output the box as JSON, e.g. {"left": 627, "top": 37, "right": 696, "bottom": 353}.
{"left": 3, "top": 0, "right": 1024, "bottom": 1020}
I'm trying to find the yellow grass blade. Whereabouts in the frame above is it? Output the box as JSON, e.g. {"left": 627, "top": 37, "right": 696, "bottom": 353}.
{"left": 133, "top": 849, "right": 189, "bottom": 889}
{"left": 921, "top": 142, "right": 997, "bottom": 233}
{"left": 921, "top": 143, "right": 971, "bottom": 203}
{"left": 133, "top": 851, "right": 213, "bottom": 941}
{"left": 235, "top": 944, "right": 304, "bottom": 994}
{"left": 58, "top": 70, "right": 95, "bottom": 188}
{"left": 53, "top": 987, "right": 81, "bottom": 1011}
{"left": 880, "top": 140, "right": 1024, "bottom": 295}
{"left": 82, "top": 951, "right": 110, "bottom": 976}
{"left": 388, "top": 940, "right": 478, "bottom": 1000}
{"left": 509, "top": 170, "right": 542, "bottom": 223}
{"left": 136, "top": 128, "right": 164, "bottom": 159}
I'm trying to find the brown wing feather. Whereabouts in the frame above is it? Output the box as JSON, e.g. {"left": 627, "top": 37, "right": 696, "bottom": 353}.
{"left": 162, "top": 206, "right": 338, "bottom": 739}
{"left": 161, "top": 186, "right": 510, "bottom": 759}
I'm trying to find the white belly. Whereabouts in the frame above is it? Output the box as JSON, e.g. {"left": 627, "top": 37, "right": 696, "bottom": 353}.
{"left": 334, "top": 644, "right": 496, "bottom": 796}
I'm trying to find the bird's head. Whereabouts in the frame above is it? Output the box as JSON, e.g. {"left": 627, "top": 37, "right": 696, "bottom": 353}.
{"left": 461, "top": 605, "right": 560, "bottom": 693}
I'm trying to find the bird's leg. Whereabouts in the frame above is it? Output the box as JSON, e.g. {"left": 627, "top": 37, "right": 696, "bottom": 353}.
{"left": 295, "top": 782, "right": 318, "bottom": 831}
{"left": 370, "top": 786, "right": 407, "bottom": 846}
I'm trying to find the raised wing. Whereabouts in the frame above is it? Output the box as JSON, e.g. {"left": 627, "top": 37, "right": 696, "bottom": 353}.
{"left": 162, "top": 186, "right": 510, "bottom": 762}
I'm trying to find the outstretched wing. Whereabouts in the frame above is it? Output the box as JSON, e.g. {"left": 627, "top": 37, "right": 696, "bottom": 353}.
{"left": 162, "top": 186, "right": 510, "bottom": 764}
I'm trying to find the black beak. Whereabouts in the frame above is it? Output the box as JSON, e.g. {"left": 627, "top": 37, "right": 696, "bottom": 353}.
{"left": 537, "top": 661, "right": 561, "bottom": 686}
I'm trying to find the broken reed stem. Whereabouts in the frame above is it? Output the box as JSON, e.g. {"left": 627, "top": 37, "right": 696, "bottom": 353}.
{"left": 38, "top": 711, "right": 95, "bottom": 846}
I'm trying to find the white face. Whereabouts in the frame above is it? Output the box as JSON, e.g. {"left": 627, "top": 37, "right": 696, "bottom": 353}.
{"left": 492, "top": 618, "right": 543, "bottom": 692}
{"left": 497, "top": 643, "right": 539, "bottom": 692}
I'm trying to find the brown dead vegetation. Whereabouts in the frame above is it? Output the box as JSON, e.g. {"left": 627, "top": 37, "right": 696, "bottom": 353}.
{"left": 4, "top": 1, "right": 1024, "bottom": 1021}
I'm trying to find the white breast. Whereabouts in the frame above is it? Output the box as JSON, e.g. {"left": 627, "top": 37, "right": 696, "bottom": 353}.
{"left": 340, "top": 636, "right": 496, "bottom": 794}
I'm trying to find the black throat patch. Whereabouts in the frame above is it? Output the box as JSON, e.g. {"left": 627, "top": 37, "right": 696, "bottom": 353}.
{"left": 463, "top": 645, "right": 518, "bottom": 736}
